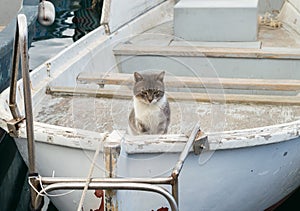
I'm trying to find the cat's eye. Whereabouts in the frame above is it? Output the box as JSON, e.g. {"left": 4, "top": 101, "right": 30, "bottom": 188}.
{"left": 154, "top": 91, "right": 162, "bottom": 97}
{"left": 139, "top": 91, "right": 147, "bottom": 98}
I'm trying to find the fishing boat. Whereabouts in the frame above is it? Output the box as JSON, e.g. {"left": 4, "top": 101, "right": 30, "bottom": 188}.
{"left": 1, "top": 0, "right": 300, "bottom": 210}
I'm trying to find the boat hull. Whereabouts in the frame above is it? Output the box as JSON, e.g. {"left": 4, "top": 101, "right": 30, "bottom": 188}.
{"left": 14, "top": 134, "right": 300, "bottom": 211}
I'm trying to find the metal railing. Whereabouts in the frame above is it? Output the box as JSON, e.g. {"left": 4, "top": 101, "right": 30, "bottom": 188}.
{"left": 33, "top": 122, "right": 204, "bottom": 211}
{"left": 8, "top": 14, "right": 39, "bottom": 209}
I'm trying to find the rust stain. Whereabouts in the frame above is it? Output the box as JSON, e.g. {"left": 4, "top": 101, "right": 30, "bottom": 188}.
{"left": 94, "top": 190, "right": 104, "bottom": 211}
{"left": 152, "top": 207, "right": 168, "bottom": 211}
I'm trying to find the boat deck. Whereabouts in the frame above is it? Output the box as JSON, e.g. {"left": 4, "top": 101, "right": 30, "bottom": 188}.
{"left": 33, "top": 4, "right": 300, "bottom": 134}
{"left": 258, "top": 25, "right": 300, "bottom": 49}
{"left": 121, "top": 20, "right": 300, "bottom": 48}
{"left": 113, "top": 20, "right": 300, "bottom": 59}
{"left": 34, "top": 94, "right": 300, "bottom": 134}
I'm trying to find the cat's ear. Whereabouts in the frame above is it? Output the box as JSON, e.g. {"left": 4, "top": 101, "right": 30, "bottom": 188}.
{"left": 157, "top": 71, "right": 165, "bottom": 82}
{"left": 134, "top": 72, "right": 143, "bottom": 82}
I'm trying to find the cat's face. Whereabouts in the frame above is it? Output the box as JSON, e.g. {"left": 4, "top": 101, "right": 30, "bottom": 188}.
{"left": 133, "top": 71, "right": 165, "bottom": 104}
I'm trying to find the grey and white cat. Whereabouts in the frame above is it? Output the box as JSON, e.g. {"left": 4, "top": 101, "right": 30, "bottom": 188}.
{"left": 128, "top": 71, "right": 170, "bottom": 135}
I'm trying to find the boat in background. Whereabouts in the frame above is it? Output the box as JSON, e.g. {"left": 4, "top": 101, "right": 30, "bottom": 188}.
{"left": 0, "top": 0, "right": 36, "bottom": 93}
{"left": 0, "top": 0, "right": 300, "bottom": 210}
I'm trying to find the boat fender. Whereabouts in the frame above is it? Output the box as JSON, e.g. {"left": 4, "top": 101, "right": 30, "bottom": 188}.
{"left": 38, "top": 0, "right": 55, "bottom": 26}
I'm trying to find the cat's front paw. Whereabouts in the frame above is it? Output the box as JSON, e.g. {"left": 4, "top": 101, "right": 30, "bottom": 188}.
{"left": 137, "top": 121, "right": 149, "bottom": 134}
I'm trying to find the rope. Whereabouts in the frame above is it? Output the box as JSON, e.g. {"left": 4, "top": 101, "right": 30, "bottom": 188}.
{"left": 28, "top": 174, "right": 74, "bottom": 197}
{"left": 259, "top": 11, "right": 282, "bottom": 28}
{"left": 77, "top": 141, "right": 103, "bottom": 211}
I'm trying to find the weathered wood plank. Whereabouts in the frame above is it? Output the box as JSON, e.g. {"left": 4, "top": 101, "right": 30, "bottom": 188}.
{"left": 47, "top": 86, "right": 300, "bottom": 105}
{"left": 113, "top": 44, "right": 300, "bottom": 59}
{"left": 77, "top": 72, "right": 300, "bottom": 91}
{"left": 46, "top": 86, "right": 133, "bottom": 99}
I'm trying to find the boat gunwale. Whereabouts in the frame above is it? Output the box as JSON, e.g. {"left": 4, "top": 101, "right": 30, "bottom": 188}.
{"left": 11, "top": 117, "right": 300, "bottom": 153}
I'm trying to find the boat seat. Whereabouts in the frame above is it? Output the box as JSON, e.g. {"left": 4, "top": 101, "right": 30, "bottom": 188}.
{"left": 45, "top": 72, "right": 300, "bottom": 105}
{"left": 47, "top": 85, "right": 300, "bottom": 105}
{"left": 76, "top": 72, "right": 300, "bottom": 92}
{"left": 113, "top": 43, "right": 300, "bottom": 60}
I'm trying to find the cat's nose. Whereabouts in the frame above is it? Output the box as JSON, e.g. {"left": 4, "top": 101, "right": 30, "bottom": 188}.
{"left": 148, "top": 97, "right": 153, "bottom": 103}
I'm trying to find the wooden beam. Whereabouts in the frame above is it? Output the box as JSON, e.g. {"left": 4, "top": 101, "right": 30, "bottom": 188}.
{"left": 47, "top": 86, "right": 300, "bottom": 105}
{"left": 113, "top": 44, "right": 300, "bottom": 59}
{"left": 46, "top": 86, "right": 132, "bottom": 100}
{"left": 77, "top": 72, "right": 300, "bottom": 91}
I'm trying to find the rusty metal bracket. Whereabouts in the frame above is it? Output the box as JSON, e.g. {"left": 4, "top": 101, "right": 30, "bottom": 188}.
{"left": 193, "top": 131, "right": 208, "bottom": 155}
{"left": 7, "top": 117, "right": 25, "bottom": 137}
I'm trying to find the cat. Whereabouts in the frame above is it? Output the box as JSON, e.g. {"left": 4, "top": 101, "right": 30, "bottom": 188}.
{"left": 128, "top": 71, "right": 170, "bottom": 135}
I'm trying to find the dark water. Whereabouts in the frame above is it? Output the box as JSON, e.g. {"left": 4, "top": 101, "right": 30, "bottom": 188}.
{"left": 0, "top": 128, "right": 30, "bottom": 211}
{"left": 33, "top": 0, "right": 102, "bottom": 42}
{"left": 275, "top": 187, "right": 300, "bottom": 210}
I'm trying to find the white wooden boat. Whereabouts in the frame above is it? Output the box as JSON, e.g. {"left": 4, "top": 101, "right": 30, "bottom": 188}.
{"left": 1, "top": 0, "right": 300, "bottom": 210}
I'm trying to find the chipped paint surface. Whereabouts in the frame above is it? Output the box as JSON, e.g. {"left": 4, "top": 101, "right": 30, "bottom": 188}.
{"left": 104, "top": 131, "right": 121, "bottom": 210}
{"left": 30, "top": 93, "right": 300, "bottom": 151}
{"left": 34, "top": 94, "right": 300, "bottom": 133}
{"left": 17, "top": 121, "right": 108, "bottom": 151}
